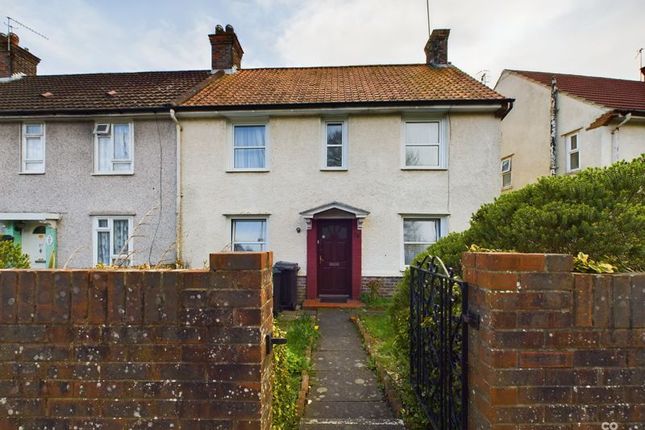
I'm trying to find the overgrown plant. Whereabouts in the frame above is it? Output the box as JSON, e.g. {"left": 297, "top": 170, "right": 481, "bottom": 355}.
{"left": 0, "top": 241, "right": 30, "bottom": 269}
{"left": 271, "top": 314, "right": 319, "bottom": 429}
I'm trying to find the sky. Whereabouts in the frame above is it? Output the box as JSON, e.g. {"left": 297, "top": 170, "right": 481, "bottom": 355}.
{"left": 1, "top": 0, "right": 644, "bottom": 86}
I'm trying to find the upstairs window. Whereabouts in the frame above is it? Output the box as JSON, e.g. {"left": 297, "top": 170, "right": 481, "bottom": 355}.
{"left": 94, "top": 123, "right": 133, "bottom": 174}
{"left": 323, "top": 121, "right": 347, "bottom": 169}
{"left": 231, "top": 218, "right": 267, "bottom": 251}
{"left": 404, "top": 121, "right": 444, "bottom": 168}
{"left": 501, "top": 157, "right": 512, "bottom": 189}
{"left": 233, "top": 125, "right": 266, "bottom": 170}
{"left": 566, "top": 133, "right": 580, "bottom": 172}
{"left": 21, "top": 123, "right": 45, "bottom": 173}
{"left": 93, "top": 216, "right": 133, "bottom": 266}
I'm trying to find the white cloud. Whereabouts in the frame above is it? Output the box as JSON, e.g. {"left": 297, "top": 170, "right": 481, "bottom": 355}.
{"left": 1, "top": 0, "right": 642, "bottom": 82}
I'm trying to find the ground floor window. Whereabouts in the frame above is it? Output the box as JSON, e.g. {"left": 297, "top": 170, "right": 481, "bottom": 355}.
{"left": 93, "top": 216, "right": 133, "bottom": 266}
{"left": 403, "top": 217, "right": 442, "bottom": 265}
{"left": 231, "top": 218, "right": 267, "bottom": 251}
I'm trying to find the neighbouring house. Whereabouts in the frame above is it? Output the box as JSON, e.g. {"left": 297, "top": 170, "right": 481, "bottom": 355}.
{"left": 0, "top": 32, "right": 210, "bottom": 267}
{"left": 495, "top": 69, "right": 645, "bottom": 191}
{"left": 174, "top": 25, "right": 512, "bottom": 301}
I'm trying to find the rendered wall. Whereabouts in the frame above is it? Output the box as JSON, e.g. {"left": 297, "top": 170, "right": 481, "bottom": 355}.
{"left": 180, "top": 112, "right": 501, "bottom": 277}
{"left": 464, "top": 252, "right": 644, "bottom": 429}
{"left": 0, "top": 252, "right": 273, "bottom": 429}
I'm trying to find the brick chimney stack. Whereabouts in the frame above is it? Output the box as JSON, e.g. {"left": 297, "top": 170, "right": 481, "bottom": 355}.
{"left": 208, "top": 24, "right": 243, "bottom": 72}
{"left": 641, "top": 66, "right": 645, "bottom": 82}
{"left": 424, "top": 29, "right": 450, "bottom": 67}
{"left": 0, "top": 32, "right": 40, "bottom": 78}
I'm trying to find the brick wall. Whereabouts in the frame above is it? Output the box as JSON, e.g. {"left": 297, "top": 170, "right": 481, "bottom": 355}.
{"left": 295, "top": 276, "right": 402, "bottom": 304}
{"left": 464, "top": 252, "right": 644, "bottom": 429}
{"left": 0, "top": 252, "right": 273, "bottom": 429}
{"left": 360, "top": 277, "right": 401, "bottom": 298}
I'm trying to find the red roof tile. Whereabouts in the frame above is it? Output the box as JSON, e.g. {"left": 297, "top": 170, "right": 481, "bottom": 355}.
{"left": 180, "top": 64, "right": 507, "bottom": 108}
{"left": 0, "top": 70, "right": 210, "bottom": 115}
{"left": 510, "top": 70, "right": 645, "bottom": 112}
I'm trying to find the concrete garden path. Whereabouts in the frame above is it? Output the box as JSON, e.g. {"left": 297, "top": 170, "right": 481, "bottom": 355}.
{"left": 299, "top": 309, "right": 405, "bottom": 429}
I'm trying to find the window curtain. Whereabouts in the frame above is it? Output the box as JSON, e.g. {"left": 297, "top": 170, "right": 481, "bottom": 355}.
{"left": 113, "top": 220, "right": 129, "bottom": 255}
{"left": 97, "top": 231, "right": 110, "bottom": 265}
{"left": 113, "top": 124, "right": 130, "bottom": 160}
{"left": 234, "top": 126, "right": 265, "bottom": 168}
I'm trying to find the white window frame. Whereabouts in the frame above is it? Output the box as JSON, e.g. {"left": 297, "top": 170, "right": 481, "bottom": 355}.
{"left": 401, "top": 117, "right": 447, "bottom": 170}
{"left": 229, "top": 217, "right": 269, "bottom": 252}
{"left": 228, "top": 122, "right": 270, "bottom": 172}
{"left": 566, "top": 133, "right": 580, "bottom": 172}
{"left": 93, "top": 122, "right": 134, "bottom": 175}
{"left": 321, "top": 120, "right": 348, "bottom": 170}
{"left": 401, "top": 216, "right": 447, "bottom": 268}
{"left": 501, "top": 156, "right": 512, "bottom": 189}
{"left": 92, "top": 216, "right": 134, "bottom": 266}
{"left": 21, "top": 122, "right": 46, "bottom": 174}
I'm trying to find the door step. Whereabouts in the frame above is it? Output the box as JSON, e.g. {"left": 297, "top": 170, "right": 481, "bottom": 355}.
{"left": 302, "top": 299, "right": 363, "bottom": 309}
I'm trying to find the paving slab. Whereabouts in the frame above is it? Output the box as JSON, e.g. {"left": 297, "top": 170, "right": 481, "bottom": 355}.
{"left": 304, "top": 401, "right": 395, "bottom": 419}
{"left": 300, "top": 308, "right": 404, "bottom": 429}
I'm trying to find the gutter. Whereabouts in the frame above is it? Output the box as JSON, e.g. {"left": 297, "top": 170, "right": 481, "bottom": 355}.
{"left": 169, "top": 108, "right": 183, "bottom": 264}
{"left": 172, "top": 98, "right": 515, "bottom": 113}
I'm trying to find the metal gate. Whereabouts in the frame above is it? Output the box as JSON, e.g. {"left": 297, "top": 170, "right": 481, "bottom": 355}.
{"left": 409, "top": 255, "right": 475, "bottom": 430}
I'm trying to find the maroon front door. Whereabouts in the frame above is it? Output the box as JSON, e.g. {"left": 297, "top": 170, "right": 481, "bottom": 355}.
{"left": 317, "top": 219, "right": 352, "bottom": 296}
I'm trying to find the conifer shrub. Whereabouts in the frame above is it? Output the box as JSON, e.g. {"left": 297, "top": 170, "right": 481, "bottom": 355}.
{"left": 0, "top": 241, "right": 30, "bottom": 269}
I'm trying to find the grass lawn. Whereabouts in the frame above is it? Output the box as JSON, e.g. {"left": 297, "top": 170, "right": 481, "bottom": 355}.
{"left": 272, "top": 313, "right": 319, "bottom": 430}
{"left": 358, "top": 311, "right": 430, "bottom": 429}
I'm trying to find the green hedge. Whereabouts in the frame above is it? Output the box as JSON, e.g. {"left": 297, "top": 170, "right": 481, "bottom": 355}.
{"left": 391, "top": 155, "right": 645, "bottom": 358}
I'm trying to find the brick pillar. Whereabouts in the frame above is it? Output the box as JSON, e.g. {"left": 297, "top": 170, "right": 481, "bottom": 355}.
{"left": 209, "top": 252, "right": 274, "bottom": 430}
{"left": 463, "top": 252, "right": 644, "bottom": 429}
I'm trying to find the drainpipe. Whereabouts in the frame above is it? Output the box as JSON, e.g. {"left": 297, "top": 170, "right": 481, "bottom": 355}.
{"left": 610, "top": 113, "right": 632, "bottom": 163}
{"left": 549, "top": 77, "right": 558, "bottom": 176}
{"left": 169, "top": 109, "right": 183, "bottom": 264}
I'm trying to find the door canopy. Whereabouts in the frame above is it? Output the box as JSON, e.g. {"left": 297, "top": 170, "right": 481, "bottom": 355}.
{"left": 300, "top": 201, "right": 370, "bottom": 229}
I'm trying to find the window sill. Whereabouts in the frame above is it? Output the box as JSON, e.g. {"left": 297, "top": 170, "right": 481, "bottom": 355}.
{"left": 401, "top": 166, "right": 447, "bottom": 171}
{"left": 226, "top": 168, "right": 270, "bottom": 173}
{"left": 92, "top": 172, "right": 134, "bottom": 176}
{"left": 502, "top": 185, "right": 513, "bottom": 191}
{"left": 19, "top": 172, "right": 45, "bottom": 175}
{"left": 320, "top": 167, "right": 348, "bottom": 172}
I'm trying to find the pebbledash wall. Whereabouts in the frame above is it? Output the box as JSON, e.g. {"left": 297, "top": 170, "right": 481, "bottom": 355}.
{"left": 0, "top": 252, "right": 273, "bottom": 429}
{"left": 463, "top": 252, "right": 644, "bottom": 429}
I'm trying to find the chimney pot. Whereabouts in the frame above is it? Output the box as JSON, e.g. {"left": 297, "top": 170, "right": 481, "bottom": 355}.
{"left": 425, "top": 29, "right": 450, "bottom": 67}
{"left": 209, "top": 24, "right": 244, "bottom": 71}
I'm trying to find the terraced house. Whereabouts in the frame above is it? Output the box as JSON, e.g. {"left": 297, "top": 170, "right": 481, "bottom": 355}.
{"left": 1, "top": 26, "right": 511, "bottom": 303}
{"left": 173, "top": 26, "right": 512, "bottom": 302}
{"left": 0, "top": 32, "right": 208, "bottom": 268}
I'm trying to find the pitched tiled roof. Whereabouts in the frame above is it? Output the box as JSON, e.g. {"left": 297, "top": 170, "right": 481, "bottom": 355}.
{"left": 180, "top": 64, "right": 507, "bottom": 108}
{"left": 0, "top": 70, "right": 210, "bottom": 115}
{"left": 509, "top": 70, "right": 645, "bottom": 112}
